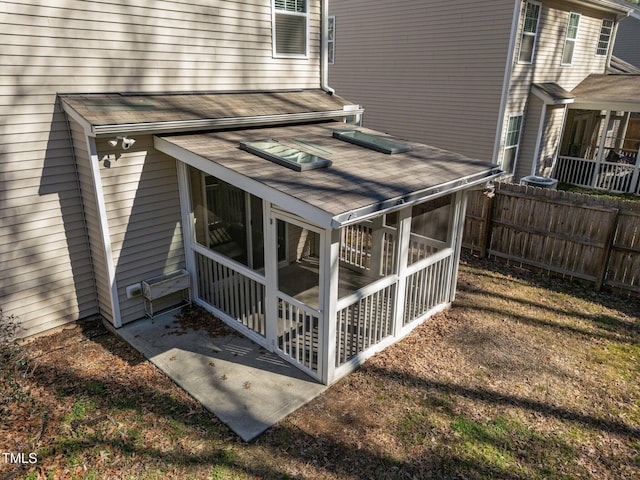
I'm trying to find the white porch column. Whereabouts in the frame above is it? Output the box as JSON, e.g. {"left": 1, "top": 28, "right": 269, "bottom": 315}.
{"left": 592, "top": 110, "right": 612, "bottom": 188}
{"left": 392, "top": 206, "right": 413, "bottom": 338}
{"left": 263, "top": 202, "right": 279, "bottom": 352}
{"left": 322, "top": 228, "right": 340, "bottom": 385}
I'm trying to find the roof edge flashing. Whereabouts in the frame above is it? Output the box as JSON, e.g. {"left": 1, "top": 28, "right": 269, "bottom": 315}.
{"left": 331, "top": 167, "right": 503, "bottom": 228}
{"left": 91, "top": 109, "right": 364, "bottom": 137}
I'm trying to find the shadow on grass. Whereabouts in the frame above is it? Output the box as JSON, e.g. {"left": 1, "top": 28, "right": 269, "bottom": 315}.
{"left": 458, "top": 256, "right": 640, "bottom": 344}
{"left": 15, "top": 321, "right": 600, "bottom": 480}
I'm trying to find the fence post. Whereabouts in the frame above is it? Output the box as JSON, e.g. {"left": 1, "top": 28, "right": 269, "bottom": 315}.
{"left": 479, "top": 190, "right": 496, "bottom": 258}
{"left": 596, "top": 207, "right": 620, "bottom": 291}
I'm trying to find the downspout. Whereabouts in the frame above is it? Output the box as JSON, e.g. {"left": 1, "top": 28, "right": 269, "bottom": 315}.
{"left": 321, "top": 0, "right": 335, "bottom": 95}
{"left": 492, "top": 0, "right": 523, "bottom": 165}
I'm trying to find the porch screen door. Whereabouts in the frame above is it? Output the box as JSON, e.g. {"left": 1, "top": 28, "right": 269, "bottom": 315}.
{"left": 269, "top": 212, "right": 324, "bottom": 380}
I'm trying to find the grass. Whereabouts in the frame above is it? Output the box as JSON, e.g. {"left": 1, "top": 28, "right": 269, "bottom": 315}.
{"left": 1, "top": 255, "right": 639, "bottom": 479}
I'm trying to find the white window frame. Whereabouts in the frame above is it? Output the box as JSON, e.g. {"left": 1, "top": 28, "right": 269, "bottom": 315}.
{"left": 518, "top": 1, "right": 541, "bottom": 64}
{"left": 272, "top": 0, "right": 309, "bottom": 59}
{"left": 502, "top": 114, "right": 524, "bottom": 174}
{"left": 596, "top": 18, "right": 614, "bottom": 56}
{"left": 561, "top": 12, "right": 581, "bottom": 66}
{"left": 328, "top": 15, "right": 336, "bottom": 65}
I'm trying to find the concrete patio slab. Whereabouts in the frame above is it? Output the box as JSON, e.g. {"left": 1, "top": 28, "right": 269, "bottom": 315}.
{"left": 115, "top": 311, "right": 327, "bottom": 441}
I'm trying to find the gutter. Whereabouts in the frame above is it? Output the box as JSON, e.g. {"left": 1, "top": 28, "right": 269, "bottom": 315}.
{"left": 321, "top": 0, "right": 335, "bottom": 95}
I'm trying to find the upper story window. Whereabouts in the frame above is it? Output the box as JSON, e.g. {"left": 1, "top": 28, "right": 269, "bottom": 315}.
{"left": 596, "top": 18, "right": 614, "bottom": 56}
{"left": 328, "top": 16, "right": 336, "bottom": 64}
{"left": 518, "top": 1, "right": 541, "bottom": 63}
{"left": 561, "top": 12, "right": 580, "bottom": 65}
{"left": 273, "top": 0, "right": 308, "bottom": 58}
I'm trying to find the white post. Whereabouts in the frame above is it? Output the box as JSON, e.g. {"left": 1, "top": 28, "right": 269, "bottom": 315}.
{"left": 176, "top": 161, "right": 198, "bottom": 300}
{"left": 263, "top": 203, "right": 279, "bottom": 352}
{"left": 449, "top": 191, "right": 469, "bottom": 303}
{"left": 393, "top": 206, "right": 413, "bottom": 337}
{"left": 592, "top": 110, "right": 611, "bottom": 188}
{"left": 322, "top": 228, "right": 340, "bottom": 385}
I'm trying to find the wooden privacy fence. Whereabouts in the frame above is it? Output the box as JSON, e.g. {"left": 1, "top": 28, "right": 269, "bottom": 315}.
{"left": 463, "top": 183, "right": 640, "bottom": 294}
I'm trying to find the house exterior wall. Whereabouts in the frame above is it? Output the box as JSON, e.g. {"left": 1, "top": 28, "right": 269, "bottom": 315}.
{"left": 328, "top": 0, "right": 515, "bottom": 162}
{"left": 96, "top": 136, "right": 185, "bottom": 325}
{"left": 613, "top": 12, "right": 640, "bottom": 68}
{"left": 501, "top": 0, "right": 619, "bottom": 177}
{"left": 329, "top": 0, "right": 625, "bottom": 180}
{"left": 1, "top": 0, "right": 322, "bottom": 336}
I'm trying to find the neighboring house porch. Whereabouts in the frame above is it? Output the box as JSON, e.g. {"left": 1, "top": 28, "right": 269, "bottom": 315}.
{"left": 553, "top": 74, "right": 640, "bottom": 194}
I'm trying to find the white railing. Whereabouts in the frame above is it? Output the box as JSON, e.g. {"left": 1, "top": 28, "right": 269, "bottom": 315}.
{"left": 403, "top": 252, "right": 452, "bottom": 325}
{"left": 408, "top": 233, "right": 446, "bottom": 265}
{"left": 335, "top": 278, "right": 396, "bottom": 366}
{"left": 195, "top": 250, "right": 266, "bottom": 337}
{"left": 340, "top": 222, "right": 372, "bottom": 270}
{"left": 555, "top": 156, "right": 639, "bottom": 194}
{"left": 277, "top": 293, "right": 321, "bottom": 378}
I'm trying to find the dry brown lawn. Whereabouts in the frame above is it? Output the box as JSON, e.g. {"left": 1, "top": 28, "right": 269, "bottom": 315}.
{"left": 2, "top": 255, "right": 639, "bottom": 479}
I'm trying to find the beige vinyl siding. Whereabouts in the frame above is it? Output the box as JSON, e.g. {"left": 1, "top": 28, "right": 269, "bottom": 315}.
{"left": 515, "top": 95, "right": 543, "bottom": 179}
{"left": 538, "top": 104, "right": 566, "bottom": 176}
{"left": 96, "top": 136, "right": 184, "bottom": 325}
{"left": 1, "top": 0, "right": 322, "bottom": 336}
{"left": 69, "top": 121, "right": 113, "bottom": 324}
{"left": 613, "top": 15, "right": 640, "bottom": 68}
{"left": 0, "top": 102, "right": 97, "bottom": 336}
{"left": 500, "top": 0, "right": 615, "bottom": 176}
{"left": 329, "top": 0, "right": 514, "bottom": 162}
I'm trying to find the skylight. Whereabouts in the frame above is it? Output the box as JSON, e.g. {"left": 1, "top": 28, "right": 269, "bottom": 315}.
{"left": 239, "top": 139, "right": 332, "bottom": 171}
{"left": 333, "top": 130, "right": 412, "bottom": 154}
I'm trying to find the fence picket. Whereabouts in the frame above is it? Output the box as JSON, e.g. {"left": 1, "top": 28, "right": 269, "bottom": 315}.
{"left": 463, "top": 183, "right": 640, "bottom": 294}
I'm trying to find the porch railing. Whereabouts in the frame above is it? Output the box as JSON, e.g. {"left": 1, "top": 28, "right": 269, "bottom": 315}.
{"left": 403, "top": 251, "right": 453, "bottom": 325}
{"left": 335, "top": 278, "right": 396, "bottom": 367}
{"left": 277, "top": 293, "right": 321, "bottom": 378}
{"left": 554, "top": 156, "right": 640, "bottom": 194}
{"left": 194, "top": 250, "right": 266, "bottom": 337}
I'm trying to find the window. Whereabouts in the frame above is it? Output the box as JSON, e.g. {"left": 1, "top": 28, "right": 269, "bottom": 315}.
{"left": 503, "top": 114, "right": 523, "bottom": 174}
{"left": 596, "top": 18, "right": 614, "bottom": 56}
{"left": 332, "top": 130, "right": 412, "bottom": 154}
{"left": 328, "top": 16, "right": 336, "bottom": 64}
{"left": 240, "top": 139, "right": 332, "bottom": 171}
{"left": 562, "top": 12, "right": 580, "bottom": 65}
{"left": 273, "top": 0, "right": 308, "bottom": 57}
{"left": 518, "top": 1, "right": 541, "bottom": 63}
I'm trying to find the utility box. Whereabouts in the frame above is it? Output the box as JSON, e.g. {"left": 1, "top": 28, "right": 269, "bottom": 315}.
{"left": 142, "top": 269, "right": 191, "bottom": 318}
{"left": 520, "top": 175, "right": 559, "bottom": 189}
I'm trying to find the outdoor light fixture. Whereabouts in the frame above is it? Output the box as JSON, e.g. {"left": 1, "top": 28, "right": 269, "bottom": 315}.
{"left": 108, "top": 136, "right": 136, "bottom": 150}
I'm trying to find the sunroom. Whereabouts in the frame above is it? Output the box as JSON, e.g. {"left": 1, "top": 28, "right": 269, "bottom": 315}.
{"left": 61, "top": 90, "right": 500, "bottom": 385}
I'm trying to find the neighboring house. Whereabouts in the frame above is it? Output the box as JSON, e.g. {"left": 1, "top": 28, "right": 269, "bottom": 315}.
{"left": 613, "top": 2, "right": 640, "bottom": 67}
{"left": 329, "top": 0, "right": 640, "bottom": 192}
{"left": 0, "top": 1, "right": 499, "bottom": 385}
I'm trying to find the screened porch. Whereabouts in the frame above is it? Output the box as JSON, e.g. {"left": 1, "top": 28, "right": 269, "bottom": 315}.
{"left": 156, "top": 122, "right": 500, "bottom": 384}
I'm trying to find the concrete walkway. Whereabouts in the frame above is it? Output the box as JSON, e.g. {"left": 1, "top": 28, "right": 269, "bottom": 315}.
{"left": 115, "top": 311, "right": 327, "bottom": 441}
